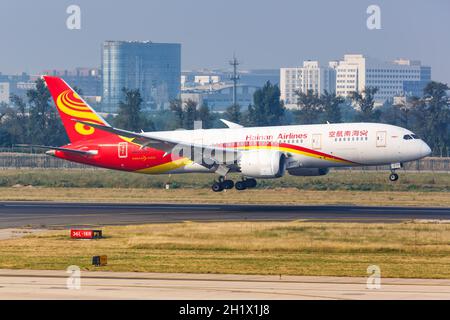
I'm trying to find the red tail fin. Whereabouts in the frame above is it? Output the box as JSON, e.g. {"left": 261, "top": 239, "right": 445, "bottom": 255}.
{"left": 43, "top": 75, "right": 114, "bottom": 143}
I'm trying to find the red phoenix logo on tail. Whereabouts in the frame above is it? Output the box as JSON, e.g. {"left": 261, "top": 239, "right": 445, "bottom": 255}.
{"left": 43, "top": 75, "right": 114, "bottom": 143}
{"left": 56, "top": 89, "right": 103, "bottom": 136}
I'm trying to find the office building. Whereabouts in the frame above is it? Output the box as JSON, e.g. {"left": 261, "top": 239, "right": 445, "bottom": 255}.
{"left": 43, "top": 68, "right": 102, "bottom": 97}
{"left": 0, "top": 82, "right": 9, "bottom": 104}
{"left": 280, "top": 61, "right": 336, "bottom": 107}
{"left": 181, "top": 83, "right": 259, "bottom": 112}
{"left": 335, "top": 54, "right": 431, "bottom": 103}
{"left": 180, "top": 68, "right": 278, "bottom": 111}
{"left": 182, "top": 69, "right": 279, "bottom": 89}
{"left": 0, "top": 73, "right": 35, "bottom": 99}
{"left": 102, "top": 41, "right": 181, "bottom": 111}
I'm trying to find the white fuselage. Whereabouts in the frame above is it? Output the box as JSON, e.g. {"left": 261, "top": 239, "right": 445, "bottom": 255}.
{"left": 144, "top": 122, "right": 431, "bottom": 174}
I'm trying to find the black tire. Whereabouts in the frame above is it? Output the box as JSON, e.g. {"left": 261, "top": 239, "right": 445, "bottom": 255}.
{"left": 245, "top": 179, "right": 257, "bottom": 188}
{"left": 223, "top": 180, "right": 234, "bottom": 189}
{"left": 212, "top": 182, "right": 224, "bottom": 192}
{"left": 389, "top": 173, "right": 399, "bottom": 182}
{"left": 235, "top": 181, "right": 247, "bottom": 191}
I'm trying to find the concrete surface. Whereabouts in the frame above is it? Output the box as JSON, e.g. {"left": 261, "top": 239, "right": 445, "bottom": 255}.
{"left": 0, "top": 202, "right": 450, "bottom": 228}
{"left": 0, "top": 269, "right": 449, "bottom": 300}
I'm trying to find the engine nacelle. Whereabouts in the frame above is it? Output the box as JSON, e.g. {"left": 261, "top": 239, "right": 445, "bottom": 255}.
{"left": 287, "top": 167, "right": 329, "bottom": 176}
{"left": 238, "top": 150, "right": 286, "bottom": 178}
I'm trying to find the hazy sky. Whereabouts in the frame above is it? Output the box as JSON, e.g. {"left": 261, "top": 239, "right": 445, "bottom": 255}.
{"left": 0, "top": 0, "right": 449, "bottom": 83}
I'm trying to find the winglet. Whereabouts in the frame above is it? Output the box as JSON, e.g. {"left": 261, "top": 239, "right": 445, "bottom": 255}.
{"left": 220, "top": 119, "right": 243, "bottom": 129}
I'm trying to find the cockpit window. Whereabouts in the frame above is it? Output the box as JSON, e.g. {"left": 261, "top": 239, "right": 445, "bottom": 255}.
{"left": 403, "top": 134, "right": 420, "bottom": 140}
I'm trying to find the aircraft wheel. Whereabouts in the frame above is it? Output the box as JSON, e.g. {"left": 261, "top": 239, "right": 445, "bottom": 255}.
{"left": 222, "top": 180, "right": 234, "bottom": 189}
{"left": 212, "top": 182, "right": 224, "bottom": 192}
{"left": 235, "top": 181, "right": 247, "bottom": 191}
{"left": 389, "top": 173, "right": 399, "bottom": 182}
{"left": 245, "top": 179, "right": 257, "bottom": 188}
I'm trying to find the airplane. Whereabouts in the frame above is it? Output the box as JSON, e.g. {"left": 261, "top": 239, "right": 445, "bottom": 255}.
{"left": 27, "top": 76, "right": 431, "bottom": 192}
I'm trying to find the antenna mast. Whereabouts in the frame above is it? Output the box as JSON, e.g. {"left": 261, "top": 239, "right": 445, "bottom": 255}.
{"left": 229, "top": 55, "right": 240, "bottom": 106}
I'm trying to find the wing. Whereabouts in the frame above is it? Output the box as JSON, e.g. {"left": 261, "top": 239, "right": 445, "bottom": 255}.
{"left": 73, "top": 120, "right": 240, "bottom": 168}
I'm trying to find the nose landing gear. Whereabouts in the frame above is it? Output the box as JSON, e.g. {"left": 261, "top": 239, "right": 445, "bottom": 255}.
{"left": 389, "top": 172, "right": 399, "bottom": 182}
{"left": 389, "top": 163, "right": 402, "bottom": 182}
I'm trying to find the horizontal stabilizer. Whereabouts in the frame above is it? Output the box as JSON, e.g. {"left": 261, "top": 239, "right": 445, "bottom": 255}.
{"left": 15, "top": 144, "right": 95, "bottom": 156}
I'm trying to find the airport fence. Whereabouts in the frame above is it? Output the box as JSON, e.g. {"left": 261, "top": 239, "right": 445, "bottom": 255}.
{"left": 0, "top": 152, "right": 95, "bottom": 169}
{"left": 334, "top": 157, "right": 450, "bottom": 172}
{"left": 0, "top": 150, "right": 448, "bottom": 172}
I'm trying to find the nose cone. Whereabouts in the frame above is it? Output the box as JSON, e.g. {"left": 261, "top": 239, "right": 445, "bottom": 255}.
{"left": 421, "top": 142, "right": 432, "bottom": 158}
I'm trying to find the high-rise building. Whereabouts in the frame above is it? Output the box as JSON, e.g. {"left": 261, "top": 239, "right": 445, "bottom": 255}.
{"left": 102, "top": 41, "right": 181, "bottom": 111}
{"left": 280, "top": 61, "right": 336, "bottom": 107}
{"left": 335, "top": 54, "right": 431, "bottom": 103}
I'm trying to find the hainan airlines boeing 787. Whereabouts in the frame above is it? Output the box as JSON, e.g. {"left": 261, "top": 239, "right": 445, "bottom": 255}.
{"left": 33, "top": 76, "right": 431, "bottom": 192}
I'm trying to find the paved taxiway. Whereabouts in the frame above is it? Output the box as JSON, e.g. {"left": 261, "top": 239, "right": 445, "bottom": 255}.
{"left": 0, "top": 202, "right": 449, "bottom": 228}
{"left": 0, "top": 269, "right": 449, "bottom": 299}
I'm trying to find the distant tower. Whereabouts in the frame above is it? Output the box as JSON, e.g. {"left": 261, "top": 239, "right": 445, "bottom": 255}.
{"left": 229, "top": 55, "right": 240, "bottom": 106}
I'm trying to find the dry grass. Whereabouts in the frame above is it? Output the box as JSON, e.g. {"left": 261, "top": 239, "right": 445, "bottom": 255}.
{"left": 0, "top": 169, "right": 449, "bottom": 192}
{"left": 0, "top": 169, "right": 448, "bottom": 206}
{"left": 1, "top": 221, "right": 449, "bottom": 278}
{"left": 0, "top": 187, "right": 449, "bottom": 207}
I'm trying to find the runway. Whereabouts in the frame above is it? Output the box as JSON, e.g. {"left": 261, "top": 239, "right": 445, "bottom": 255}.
{"left": 0, "top": 202, "right": 449, "bottom": 228}
{"left": 0, "top": 269, "right": 449, "bottom": 299}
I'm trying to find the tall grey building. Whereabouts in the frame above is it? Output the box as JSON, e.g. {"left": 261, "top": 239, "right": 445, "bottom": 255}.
{"left": 102, "top": 41, "right": 181, "bottom": 111}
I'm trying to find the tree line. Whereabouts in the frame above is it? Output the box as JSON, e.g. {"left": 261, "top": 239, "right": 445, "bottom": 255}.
{"left": 0, "top": 78, "right": 448, "bottom": 156}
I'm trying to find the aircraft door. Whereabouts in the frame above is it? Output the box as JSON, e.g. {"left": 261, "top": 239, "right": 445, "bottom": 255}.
{"left": 312, "top": 134, "right": 322, "bottom": 150}
{"left": 118, "top": 142, "right": 128, "bottom": 158}
{"left": 376, "top": 131, "right": 387, "bottom": 147}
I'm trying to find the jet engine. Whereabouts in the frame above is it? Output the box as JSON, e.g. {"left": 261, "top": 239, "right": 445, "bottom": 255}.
{"left": 238, "top": 150, "right": 286, "bottom": 178}
{"left": 287, "top": 168, "right": 329, "bottom": 176}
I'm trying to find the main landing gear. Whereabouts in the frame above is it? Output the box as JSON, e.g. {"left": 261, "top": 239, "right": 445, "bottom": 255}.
{"left": 211, "top": 176, "right": 234, "bottom": 192}
{"left": 211, "top": 177, "right": 257, "bottom": 192}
